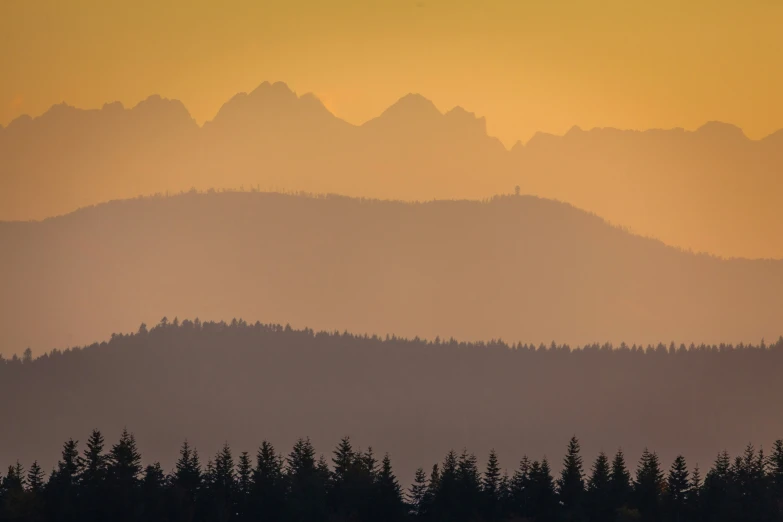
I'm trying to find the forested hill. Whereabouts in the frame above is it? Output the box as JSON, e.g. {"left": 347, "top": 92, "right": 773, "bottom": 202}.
{"left": 1, "top": 192, "right": 782, "bottom": 357}
{"left": 2, "top": 320, "right": 783, "bottom": 486}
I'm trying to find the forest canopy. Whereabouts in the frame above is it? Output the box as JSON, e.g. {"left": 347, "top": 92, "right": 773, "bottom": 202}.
{"left": 2, "top": 428, "right": 782, "bottom": 522}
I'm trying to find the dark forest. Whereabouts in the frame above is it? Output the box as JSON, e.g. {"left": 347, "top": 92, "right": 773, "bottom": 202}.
{"left": 3, "top": 319, "right": 783, "bottom": 495}
{"left": 2, "top": 427, "right": 782, "bottom": 522}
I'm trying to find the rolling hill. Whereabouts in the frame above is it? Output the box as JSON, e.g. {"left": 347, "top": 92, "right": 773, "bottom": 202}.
{"left": 1, "top": 191, "right": 781, "bottom": 358}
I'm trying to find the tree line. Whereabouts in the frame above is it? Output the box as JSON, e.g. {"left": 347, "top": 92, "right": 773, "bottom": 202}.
{"left": 4, "top": 317, "right": 783, "bottom": 368}
{"left": 2, "top": 430, "right": 782, "bottom": 522}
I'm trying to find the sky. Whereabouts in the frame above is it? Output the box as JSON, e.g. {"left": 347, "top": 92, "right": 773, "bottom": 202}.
{"left": 2, "top": 0, "right": 783, "bottom": 146}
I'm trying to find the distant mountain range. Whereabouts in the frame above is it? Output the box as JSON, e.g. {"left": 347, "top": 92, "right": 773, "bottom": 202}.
{"left": 1, "top": 81, "right": 781, "bottom": 258}
{"left": 1, "top": 192, "right": 780, "bottom": 357}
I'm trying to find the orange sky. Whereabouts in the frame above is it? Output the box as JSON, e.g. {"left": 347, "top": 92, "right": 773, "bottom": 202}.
{"left": 2, "top": 0, "right": 782, "bottom": 146}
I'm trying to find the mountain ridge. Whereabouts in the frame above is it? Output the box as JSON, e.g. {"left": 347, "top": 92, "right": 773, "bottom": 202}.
{"left": 1, "top": 191, "right": 781, "bottom": 358}
{"left": 7, "top": 82, "right": 781, "bottom": 145}
{"left": 2, "top": 81, "right": 782, "bottom": 258}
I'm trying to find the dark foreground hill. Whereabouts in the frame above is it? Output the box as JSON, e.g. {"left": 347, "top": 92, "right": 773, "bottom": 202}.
{"left": 1, "top": 192, "right": 782, "bottom": 357}
{"left": 2, "top": 320, "right": 783, "bottom": 491}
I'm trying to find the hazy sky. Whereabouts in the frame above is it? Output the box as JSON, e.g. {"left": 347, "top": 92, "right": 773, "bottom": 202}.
{"left": 2, "top": 0, "right": 782, "bottom": 146}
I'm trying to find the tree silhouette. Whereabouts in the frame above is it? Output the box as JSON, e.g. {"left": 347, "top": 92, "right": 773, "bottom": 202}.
{"left": 634, "top": 448, "right": 664, "bottom": 521}
{"left": 408, "top": 467, "right": 428, "bottom": 518}
{"left": 666, "top": 455, "right": 690, "bottom": 522}
{"left": 558, "top": 436, "right": 585, "bottom": 519}
{"left": 482, "top": 449, "right": 502, "bottom": 522}
{"left": 587, "top": 452, "right": 611, "bottom": 522}
{"left": 610, "top": 449, "right": 633, "bottom": 512}
{"left": 1, "top": 429, "right": 783, "bottom": 522}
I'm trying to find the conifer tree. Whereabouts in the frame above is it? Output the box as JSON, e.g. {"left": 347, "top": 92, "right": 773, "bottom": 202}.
{"left": 374, "top": 454, "right": 405, "bottom": 522}
{"left": 457, "top": 449, "right": 482, "bottom": 520}
{"left": 420, "top": 464, "right": 440, "bottom": 519}
{"left": 25, "top": 461, "right": 46, "bottom": 522}
{"left": 482, "top": 449, "right": 502, "bottom": 522}
{"left": 26, "top": 461, "right": 44, "bottom": 493}
{"left": 689, "top": 465, "right": 703, "bottom": 521}
{"left": 529, "top": 458, "right": 557, "bottom": 522}
{"left": 80, "top": 429, "right": 106, "bottom": 522}
{"left": 141, "top": 463, "right": 167, "bottom": 521}
{"left": 558, "top": 436, "right": 585, "bottom": 517}
{"left": 209, "top": 442, "right": 236, "bottom": 522}
{"left": 510, "top": 456, "right": 531, "bottom": 519}
{"left": 252, "top": 441, "right": 285, "bottom": 522}
{"left": 703, "top": 450, "right": 733, "bottom": 522}
{"left": 771, "top": 440, "right": 783, "bottom": 516}
{"left": 497, "top": 471, "right": 511, "bottom": 519}
{"left": 329, "top": 436, "right": 356, "bottom": 518}
{"left": 610, "top": 449, "right": 632, "bottom": 510}
{"left": 2, "top": 462, "right": 26, "bottom": 521}
{"left": 106, "top": 428, "right": 142, "bottom": 522}
{"left": 587, "top": 452, "right": 611, "bottom": 522}
{"left": 236, "top": 451, "right": 253, "bottom": 521}
{"left": 331, "top": 436, "right": 355, "bottom": 485}
{"left": 408, "top": 467, "right": 428, "bottom": 517}
{"left": 666, "top": 455, "right": 690, "bottom": 522}
{"left": 47, "top": 439, "right": 82, "bottom": 522}
{"left": 634, "top": 448, "right": 663, "bottom": 521}
{"left": 433, "top": 450, "right": 460, "bottom": 521}
{"left": 286, "top": 438, "right": 327, "bottom": 522}
{"left": 173, "top": 440, "right": 202, "bottom": 500}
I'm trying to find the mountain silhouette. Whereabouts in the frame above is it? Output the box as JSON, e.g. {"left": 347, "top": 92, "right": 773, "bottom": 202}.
{"left": 1, "top": 191, "right": 780, "bottom": 358}
{"left": 1, "top": 82, "right": 782, "bottom": 258}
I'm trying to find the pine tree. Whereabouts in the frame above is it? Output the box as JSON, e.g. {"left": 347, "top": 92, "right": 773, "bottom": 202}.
{"left": 173, "top": 439, "right": 202, "bottom": 499}
{"left": 331, "top": 436, "right": 355, "bottom": 484}
{"left": 2, "top": 462, "right": 26, "bottom": 521}
{"left": 558, "top": 436, "right": 585, "bottom": 517}
{"left": 55, "top": 439, "right": 82, "bottom": 484}
{"left": 82, "top": 429, "right": 106, "bottom": 484}
{"left": 105, "top": 429, "right": 143, "bottom": 522}
{"left": 210, "top": 442, "right": 236, "bottom": 522}
{"left": 373, "top": 454, "right": 405, "bottom": 522}
{"left": 457, "top": 449, "right": 482, "bottom": 521}
{"left": 141, "top": 462, "right": 167, "bottom": 521}
{"left": 26, "top": 461, "right": 44, "bottom": 493}
{"left": 703, "top": 450, "right": 733, "bottom": 522}
{"left": 25, "top": 460, "right": 45, "bottom": 522}
{"left": 528, "top": 458, "right": 557, "bottom": 522}
{"left": 587, "top": 452, "right": 612, "bottom": 522}
{"left": 286, "top": 438, "right": 327, "bottom": 522}
{"left": 497, "top": 471, "right": 511, "bottom": 520}
{"left": 432, "top": 450, "right": 460, "bottom": 522}
{"left": 482, "top": 449, "right": 502, "bottom": 522}
{"left": 634, "top": 448, "right": 663, "bottom": 521}
{"left": 252, "top": 441, "right": 285, "bottom": 522}
{"left": 236, "top": 451, "right": 253, "bottom": 521}
{"left": 689, "top": 465, "right": 703, "bottom": 521}
{"left": 771, "top": 440, "right": 783, "bottom": 518}
{"left": 510, "top": 456, "right": 531, "bottom": 519}
{"left": 80, "top": 429, "right": 107, "bottom": 522}
{"left": 408, "top": 467, "right": 428, "bottom": 517}
{"left": 47, "top": 438, "right": 82, "bottom": 522}
{"left": 666, "top": 455, "right": 690, "bottom": 522}
{"left": 420, "top": 464, "right": 440, "bottom": 519}
{"left": 610, "top": 449, "right": 633, "bottom": 510}
{"left": 329, "top": 436, "right": 356, "bottom": 518}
